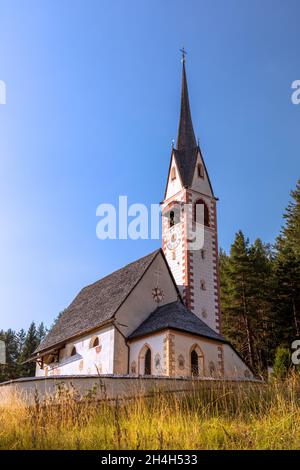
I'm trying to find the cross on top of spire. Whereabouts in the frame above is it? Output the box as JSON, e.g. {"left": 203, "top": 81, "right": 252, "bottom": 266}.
{"left": 180, "top": 46, "right": 187, "bottom": 63}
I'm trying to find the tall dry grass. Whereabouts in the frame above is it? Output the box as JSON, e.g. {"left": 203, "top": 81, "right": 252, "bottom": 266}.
{"left": 1, "top": 375, "right": 300, "bottom": 450}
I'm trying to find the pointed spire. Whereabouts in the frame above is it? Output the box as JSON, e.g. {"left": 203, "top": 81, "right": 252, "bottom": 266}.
{"left": 176, "top": 49, "right": 197, "bottom": 151}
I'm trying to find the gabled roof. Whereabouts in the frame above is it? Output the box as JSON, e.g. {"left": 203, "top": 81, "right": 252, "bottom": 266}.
{"left": 173, "top": 146, "right": 198, "bottom": 188}
{"left": 128, "top": 300, "right": 227, "bottom": 343}
{"left": 35, "top": 249, "right": 162, "bottom": 354}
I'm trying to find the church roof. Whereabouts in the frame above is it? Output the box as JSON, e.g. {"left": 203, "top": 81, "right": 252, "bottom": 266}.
{"left": 173, "top": 147, "right": 198, "bottom": 188}
{"left": 177, "top": 58, "right": 197, "bottom": 150}
{"left": 35, "top": 249, "right": 161, "bottom": 354}
{"left": 128, "top": 300, "right": 227, "bottom": 343}
{"left": 164, "top": 56, "right": 214, "bottom": 197}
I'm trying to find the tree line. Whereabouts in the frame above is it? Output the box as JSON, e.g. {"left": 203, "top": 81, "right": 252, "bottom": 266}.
{"left": 0, "top": 322, "right": 47, "bottom": 382}
{"left": 0, "top": 180, "right": 299, "bottom": 381}
{"left": 220, "top": 180, "right": 300, "bottom": 375}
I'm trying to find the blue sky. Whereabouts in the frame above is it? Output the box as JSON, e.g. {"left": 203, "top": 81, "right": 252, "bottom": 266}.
{"left": 0, "top": 0, "right": 299, "bottom": 331}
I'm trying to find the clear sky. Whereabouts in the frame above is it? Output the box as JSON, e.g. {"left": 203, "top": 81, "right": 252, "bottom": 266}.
{"left": 0, "top": 0, "right": 299, "bottom": 331}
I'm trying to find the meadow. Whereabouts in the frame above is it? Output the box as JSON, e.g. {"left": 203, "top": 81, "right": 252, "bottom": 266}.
{"left": 1, "top": 375, "right": 300, "bottom": 450}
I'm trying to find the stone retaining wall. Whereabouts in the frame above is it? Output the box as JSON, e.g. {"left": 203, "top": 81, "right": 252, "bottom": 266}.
{"left": 0, "top": 375, "right": 263, "bottom": 405}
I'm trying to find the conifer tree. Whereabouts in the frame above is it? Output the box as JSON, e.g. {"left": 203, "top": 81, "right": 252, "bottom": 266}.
{"left": 220, "top": 231, "right": 256, "bottom": 368}
{"left": 274, "top": 180, "right": 300, "bottom": 344}
{"left": 18, "top": 322, "right": 39, "bottom": 377}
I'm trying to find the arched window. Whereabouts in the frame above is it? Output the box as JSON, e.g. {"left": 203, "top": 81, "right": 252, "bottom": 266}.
{"left": 170, "top": 210, "right": 175, "bottom": 228}
{"left": 194, "top": 199, "right": 210, "bottom": 227}
{"left": 145, "top": 348, "right": 151, "bottom": 375}
{"left": 190, "top": 344, "right": 204, "bottom": 377}
{"left": 191, "top": 350, "right": 199, "bottom": 376}
{"left": 70, "top": 346, "right": 77, "bottom": 357}
{"left": 90, "top": 336, "right": 99, "bottom": 348}
{"left": 197, "top": 163, "right": 204, "bottom": 178}
{"left": 171, "top": 167, "right": 176, "bottom": 180}
{"left": 138, "top": 344, "right": 152, "bottom": 376}
{"left": 163, "top": 202, "right": 181, "bottom": 228}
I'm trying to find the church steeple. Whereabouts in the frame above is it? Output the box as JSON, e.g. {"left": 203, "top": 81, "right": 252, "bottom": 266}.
{"left": 176, "top": 50, "right": 197, "bottom": 151}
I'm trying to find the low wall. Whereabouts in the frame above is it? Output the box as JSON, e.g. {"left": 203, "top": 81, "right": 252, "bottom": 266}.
{"left": 0, "top": 375, "right": 263, "bottom": 405}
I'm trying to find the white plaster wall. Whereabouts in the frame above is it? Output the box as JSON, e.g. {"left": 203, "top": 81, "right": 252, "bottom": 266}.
{"left": 172, "top": 332, "right": 221, "bottom": 377}
{"left": 190, "top": 152, "right": 213, "bottom": 196}
{"left": 189, "top": 192, "right": 218, "bottom": 332}
{"left": 223, "top": 344, "right": 254, "bottom": 380}
{"left": 36, "top": 325, "right": 115, "bottom": 377}
{"left": 115, "top": 253, "right": 178, "bottom": 338}
{"left": 129, "top": 333, "right": 165, "bottom": 376}
{"left": 165, "top": 154, "right": 183, "bottom": 200}
{"left": 129, "top": 331, "right": 254, "bottom": 380}
{"left": 163, "top": 182, "right": 219, "bottom": 333}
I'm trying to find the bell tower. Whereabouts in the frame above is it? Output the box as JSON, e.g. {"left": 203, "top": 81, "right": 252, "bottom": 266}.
{"left": 162, "top": 52, "right": 221, "bottom": 333}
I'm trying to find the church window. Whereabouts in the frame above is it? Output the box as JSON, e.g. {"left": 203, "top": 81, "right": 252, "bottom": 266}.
{"left": 194, "top": 199, "right": 209, "bottom": 227}
{"left": 191, "top": 350, "right": 199, "bottom": 376}
{"left": 170, "top": 210, "right": 175, "bottom": 227}
{"left": 178, "top": 355, "right": 185, "bottom": 370}
{"left": 144, "top": 348, "right": 152, "bottom": 375}
{"left": 201, "top": 249, "right": 206, "bottom": 260}
{"left": 171, "top": 167, "right": 176, "bottom": 180}
{"left": 190, "top": 344, "right": 204, "bottom": 377}
{"left": 200, "top": 280, "right": 206, "bottom": 290}
{"left": 164, "top": 202, "right": 180, "bottom": 228}
{"left": 70, "top": 346, "right": 77, "bottom": 357}
{"left": 197, "top": 163, "right": 204, "bottom": 178}
{"left": 172, "top": 250, "right": 176, "bottom": 260}
{"left": 90, "top": 336, "right": 99, "bottom": 348}
{"left": 201, "top": 308, "right": 207, "bottom": 319}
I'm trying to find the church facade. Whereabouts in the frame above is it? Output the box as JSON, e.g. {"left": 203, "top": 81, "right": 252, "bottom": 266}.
{"left": 33, "top": 57, "right": 254, "bottom": 381}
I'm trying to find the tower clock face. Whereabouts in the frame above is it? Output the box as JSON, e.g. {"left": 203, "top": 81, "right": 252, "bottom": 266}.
{"left": 166, "top": 225, "right": 181, "bottom": 250}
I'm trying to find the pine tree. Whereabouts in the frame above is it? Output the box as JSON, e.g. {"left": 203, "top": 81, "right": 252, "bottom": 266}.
{"left": 281, "top": 180, "right": 300, "bottom": 257}
{"left": 248, "top": 239, "right": 275, "bottom": 369}
{"left": 37, "top": 322, "right": 47, "bottom": 343}
{"left": 220, "top": 231, "right": 256, "bottom": 368}
{"left": 274, "top": 180, "right": 300, "bottom": 344}
{"left": 0, "top": 329, "right": 19, "bottom": 381}
{"left": 19, "top": 322, "right": 39, "bottom": 377}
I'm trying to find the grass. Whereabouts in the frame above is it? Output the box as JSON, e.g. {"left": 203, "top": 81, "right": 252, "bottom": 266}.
{"left": 1, "top": 375, "right": 300, "bottom": 449}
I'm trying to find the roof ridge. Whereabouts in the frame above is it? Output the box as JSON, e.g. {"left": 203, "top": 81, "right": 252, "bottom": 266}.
{"left": 81, "top": 249, "right": 160, "bottom": 292}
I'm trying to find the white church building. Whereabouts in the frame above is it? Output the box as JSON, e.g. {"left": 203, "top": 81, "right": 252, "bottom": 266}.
{"left": 32, "top": 56, "right": 254, "bottom": 381}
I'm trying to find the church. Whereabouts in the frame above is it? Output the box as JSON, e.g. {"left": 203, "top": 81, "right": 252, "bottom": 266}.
{"left": 32, "top": 55, "right": 254, "bottom": 381}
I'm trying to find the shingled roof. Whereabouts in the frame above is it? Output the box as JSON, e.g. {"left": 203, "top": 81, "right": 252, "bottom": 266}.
{"left": 177, "top": 59, "right": 197, "bottom": 151}
{"left": 173, "top": 147, "right": 198, "bottom": 188}
{"left": 35, "top": 249, "right": 161, "bottom": 354}
{"left": 128, "top": 300, "right": 227, "bottom": 343}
